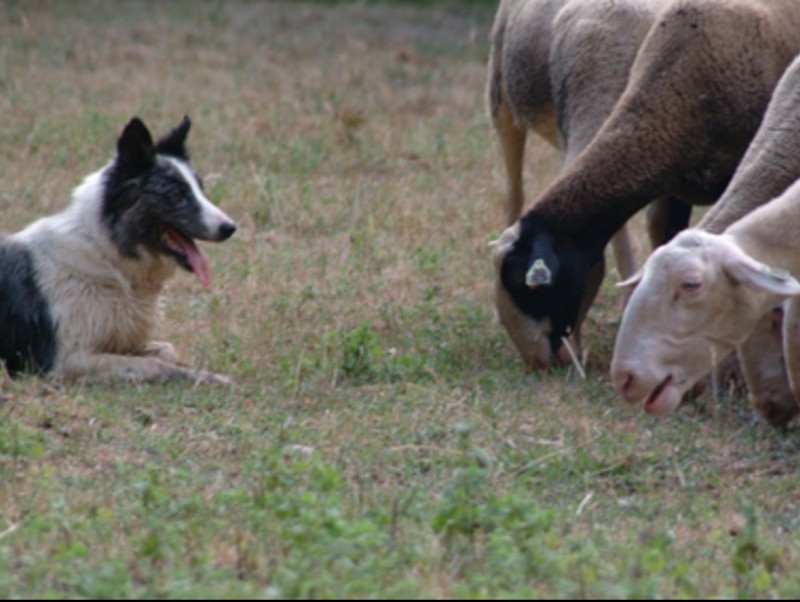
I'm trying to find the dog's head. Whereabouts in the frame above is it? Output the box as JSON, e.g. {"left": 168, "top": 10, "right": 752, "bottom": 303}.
{"left": 101, "top": 116, "right": 236, "bottom": 287}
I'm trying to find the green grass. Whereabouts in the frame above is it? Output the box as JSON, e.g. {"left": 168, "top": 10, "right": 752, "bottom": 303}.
{"left": 2, "top": 0, "right": 800, "bottom": 598}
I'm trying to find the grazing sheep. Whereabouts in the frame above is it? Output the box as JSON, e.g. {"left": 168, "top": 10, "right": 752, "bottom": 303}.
{"left": 493, "top": 0, "right": 800, "bottom": 370}
{"left": 701, "top": 51, "right": 800, "bottom": 426}
{"left": 489, "top": 0, "right": 668, "bottom": 367}
{"left": 610, "top": 192, "right": 800, "bottom": 418}
{"left": 611, "top": 53, "right": 800, "bottom": 425}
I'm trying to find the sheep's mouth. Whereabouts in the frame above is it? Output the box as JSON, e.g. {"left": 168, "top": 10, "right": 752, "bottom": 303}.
{"left": 646, "top": 375, "right": 672, "bottom": 404}
{"left": 644, "top": 375, "right": 682, "bottom": 416}
{"left": 161, "top": 226, "right": 212, "bottom": 287}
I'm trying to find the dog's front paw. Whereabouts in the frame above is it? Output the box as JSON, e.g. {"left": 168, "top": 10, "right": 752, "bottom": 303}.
{"left": 143, "top": 342, "right": 180, "bottom": 364}
{"left": 191, "top": 370, "right": 234, "bottom": 386}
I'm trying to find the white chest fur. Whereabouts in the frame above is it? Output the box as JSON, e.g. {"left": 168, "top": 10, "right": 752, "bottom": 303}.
{"left": 14, "top": 179, "right": 176, "bottom": 365}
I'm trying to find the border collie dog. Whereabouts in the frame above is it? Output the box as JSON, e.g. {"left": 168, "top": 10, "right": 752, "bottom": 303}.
{"left": 0, "top": 116, "right": 236, "bottom": 384}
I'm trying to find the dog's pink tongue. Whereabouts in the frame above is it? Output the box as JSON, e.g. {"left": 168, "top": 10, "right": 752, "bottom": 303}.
{"left": 186, "top": 244, "right": 212, "bottom": 288}
{"left": 172, "top": 232, "right": 212, "bottom": 287}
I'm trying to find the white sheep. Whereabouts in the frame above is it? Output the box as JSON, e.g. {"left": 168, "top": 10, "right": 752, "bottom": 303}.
{"left": 611, "top": 52, "right": 800, "bottom": 426}
{"left": 610, "top": 214, "right": 800, "bottom": 418}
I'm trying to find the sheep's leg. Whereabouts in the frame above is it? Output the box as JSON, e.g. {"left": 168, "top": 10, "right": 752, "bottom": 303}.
{"left": 781, "top": 298, "right": 800, "bottom": 415}
{"left": 610, "top": 224, "right": 637, "bottom": 281}
{"left": 58, "top": 352, "right": 232, "bottom": 386}
{"left": 645, "top": 196, "right": 692, "bottom": 248}
{"left": 493, "top": 94, "right": 527, "bottom": 226}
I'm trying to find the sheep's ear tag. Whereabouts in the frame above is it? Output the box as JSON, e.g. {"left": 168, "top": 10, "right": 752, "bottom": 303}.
{"left": 762, "top": 265, "right": 791, "bottom": 282}
{"left": 526, "top": 259, "right": 552, "bottom": 288}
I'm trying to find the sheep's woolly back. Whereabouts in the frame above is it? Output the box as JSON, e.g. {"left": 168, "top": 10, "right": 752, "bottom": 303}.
{"left": 529, "top": 0, "right": 800, "bottom": 240}
{"left": 699, "top": 53, "right": 800, "bottom": 233}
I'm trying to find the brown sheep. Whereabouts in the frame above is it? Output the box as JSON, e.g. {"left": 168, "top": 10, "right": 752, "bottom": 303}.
{"left": 489, "top": 0, "right": 669, "bottom": 367}
{"left": 492, "top": 0, "right": 800, "bottom": 370}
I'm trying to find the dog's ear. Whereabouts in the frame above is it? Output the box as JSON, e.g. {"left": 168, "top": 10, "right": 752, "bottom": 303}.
{"left": 155, "top": 115, "right": 191, "bottom": 160}
{"left": 117, "top": 117, "right": 155, "bottom": 174}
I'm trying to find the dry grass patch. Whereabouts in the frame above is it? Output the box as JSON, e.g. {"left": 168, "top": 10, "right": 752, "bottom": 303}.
{"left": 1, "top": 1, "right": 800, "bottom": 598}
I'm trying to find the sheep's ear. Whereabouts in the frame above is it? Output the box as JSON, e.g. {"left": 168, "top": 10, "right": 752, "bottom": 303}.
{"left": 489, "top": 224, "right": 519, "bottom": 250}
{"left": 719, "top": 242, "right": 800, "bottom": 297}
{"left": 617, "top": 268, "right": 643, "bottom": 289}
{"left": 491, "top": 223, "right": 520, "bottom": 268}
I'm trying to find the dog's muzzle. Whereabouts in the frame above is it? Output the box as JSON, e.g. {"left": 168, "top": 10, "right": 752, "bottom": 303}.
{"left": 217, "top": 222, "right": 237, "bottom": 241}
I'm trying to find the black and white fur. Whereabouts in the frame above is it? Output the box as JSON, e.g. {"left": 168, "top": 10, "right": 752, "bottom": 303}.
{"left": 0, "top": 116, "right": 236, "bottom": 384}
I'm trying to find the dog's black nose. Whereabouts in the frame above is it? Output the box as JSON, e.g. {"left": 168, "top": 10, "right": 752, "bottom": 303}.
{"left": 218, "top": 222, "right": 237, "bottom": 241}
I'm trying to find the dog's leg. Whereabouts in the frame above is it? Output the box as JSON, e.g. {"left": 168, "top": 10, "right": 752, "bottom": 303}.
{"left": 142, "top": 342, "right": 180, "bottom": 364}
{"left": 59, "top": 353, "right": 232, "bottom": 385}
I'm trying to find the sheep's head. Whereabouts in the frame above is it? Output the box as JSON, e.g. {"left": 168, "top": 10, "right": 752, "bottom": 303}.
{"left": 611, "top": 230, "right": 800, "bottom": 417}
{"left": 492, "top": 215, "right": 603, "bottom": 369}
{"left": 737, "top": 306, "right": 799, "bottom": 427}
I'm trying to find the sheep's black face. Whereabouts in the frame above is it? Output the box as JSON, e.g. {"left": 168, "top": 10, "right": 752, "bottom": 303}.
{"left": 499, "top": 214, "right": 600, "bottom": 363}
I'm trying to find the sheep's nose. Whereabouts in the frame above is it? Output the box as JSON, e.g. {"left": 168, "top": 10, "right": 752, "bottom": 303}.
{"left": 218, "top": 221, "right": 237, "bottom": 241}
{"left": 612, "top": 369, "right": 638, "bottom": 403}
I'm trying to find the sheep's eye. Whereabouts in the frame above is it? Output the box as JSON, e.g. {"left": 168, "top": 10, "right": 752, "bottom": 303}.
{"left": 681, "top": 280, "right": 702, "bottom": 293}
